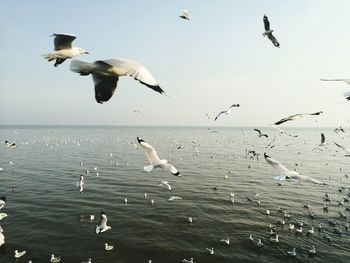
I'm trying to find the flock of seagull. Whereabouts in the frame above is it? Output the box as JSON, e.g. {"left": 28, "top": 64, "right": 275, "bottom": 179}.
{"left": 0, "top": 8, "right": 350, "bottom": 263}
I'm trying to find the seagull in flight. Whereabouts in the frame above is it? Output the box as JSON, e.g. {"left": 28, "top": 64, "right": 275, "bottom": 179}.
{"left": 334, "top": 142, "right": 350, "bottom": 156}
{"left": 262, "top": 15, "right": 280, "bottom": 48}
{"left": 137, "top": 137, "right": 181, "bottom": 176}
{"left": 273, "top": 111, "right": 323, "bottom": 125}
{"left": 159, "top": 180, "right": 172, "bottom": 191}
{"left": 214, "top": 104, "right": 240, "bottom": 121}
{"left": 254, "top": 129, "right": 268, "bottom": 138}
{"left": 321, "top": 79, "right": 350, "bottom": 100}
{"left": 264, "top": 153, "right": 326, "bottom": 185}
{"left": 43, "top": 33, "right": 88, "bottom": 67}
{"left": 5, "top": 141, "right": 16, "bottom": 148}
{"left": 70, "top": 59, "right": 165, "bottom": 103}
{"left": 334, "top": 126, "right": 345, "bottom": 133}
{"left": 95, "top": 211, "right": 111, "bottom": 234}
{"left": 179, "top": 10, "right": 190, "bottom": 20}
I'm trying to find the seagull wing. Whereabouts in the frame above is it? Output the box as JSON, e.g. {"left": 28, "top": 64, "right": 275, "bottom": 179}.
{"left": 214, "top": 111, "right": 225, "bottom": 121}
{"left": 267, "top": 33, "right": 280, "bottom": 47}
{"left": 274, "top": 117, "right": 290, "bottom": 125}
{"left": 92, "top": 71, "right": 119, "bottom": 104}
{"left": 321, "top": 133, "right": 325, "bottom": 144}
{"left": 254, "top": 129, "right": 262, "bottom": 135}
{"left": 263, "top": 15, "right": 270, "bottom": 31}
{"left": 137, "top": 138, "right": 161, "bottom": 164}
{"left": 264, "top": 153, "right": 290, "bottom": 173}
{"left": 100, "top": 213, "right": 108, "bottom": 228}
{"left": 160, "top": 162, "right": 181, "bottom": 176}
{"left": 334, "top": 142, "right": 350, "bottom": 153}
{"left": 52, "top": 33, "right": 76, "bottom": 50}
{"left": 101, "top": 59, "right": 164, "bottom": 95}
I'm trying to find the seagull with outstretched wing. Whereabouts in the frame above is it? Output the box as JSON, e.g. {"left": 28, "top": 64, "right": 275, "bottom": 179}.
{"left": 137, "top": 137, "right": 181, "bottom": 176}
{"left": 95, "top": 211, "right": 111, "bottom": 234}
{"left": 214, "top": 104, "right": 240, "bottom": 121}
{"left": 70, "top": 59, "right": 165, "bottom": 103}
{"left": 273, "top": 111, "right": 323, "bottom": 125}
{"left": 263, "top": 15, "right": 280, "bottom": 48}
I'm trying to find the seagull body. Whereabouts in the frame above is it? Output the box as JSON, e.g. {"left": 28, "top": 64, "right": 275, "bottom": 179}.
{"left": 264, "top": 153, "right": 326, "bottom": 185}
{"left": 309, "top": 245, "right": 316, "bottom": 255}
{"left": 50, "top": 254, "right": 61, "bottom": 262}
{"left": 0, "top": 213, "right": 8, "bottom": 221}
{"left": 188, "top": 217, "right": 193, "bottom": 224}
{"left": 0, "top": 227, "right": 4, "bottom": 246}
{"left": 214, "top": 104, "right": 240, "bottom": 121}
{"left": 220, "top": 238, "right": 230, "bottom": 245}
{"left": 274, "top": 111, "right": 323, "bottom": 125}
{"left": 287, "top": 248, "right": 296, "bottom": 257}
{"left": 14, "top": 250, "right": 26, "bottom": 258}
{"left": 159, "top": 181, "right": 172, "bottom": 191}
{"left": 43, "top": 33, "right": 88, "bottom": 67}
{"left": 77, "top": 174, "right": 84, "bottom": 193}
{"left": 334, "top": 142, "right": 350, "bottom": 156}
{"left": 179, "top": 10, "right": 190, "bottom": 20}
{"left": 262, "top": 15, "right": 280, "bottom": 47}
{"left": 169, "top": 196, "right": 182, "bottom": 201}
{"left": 137, "top": 137, "right": 181, "bottom": 176}
{"left": 95, "top": 211, "right": 111, "bottom": 234}
{"left": 254, "top": 129, "right": 268, "bottom": 138}
{"left": 289, "top": 224, "right": 294, "bottom": 231}
{"left": 257, "top": 239, "right": 264, "bottom": 247}
{"left": 270, "top": 234, "right": 279, "bottom": 243}
{"left": 104, "top": 243, "right": 114, "bottom": 251}
{"left": 206, "top": 247, "right": 214, "bottom": 255}
{"left": 70, "top": 59, "right": 164, "bottom": 103}
{"left": 0, "top": 197, "right": 6, "bottom": 210}
{"left": 249, "top": 234, "right": 254, "bottom": 242}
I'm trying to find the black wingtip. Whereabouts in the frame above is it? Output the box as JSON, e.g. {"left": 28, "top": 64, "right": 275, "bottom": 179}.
{"left": 264, "top": 153, "right": 270, "bottom": 159}
{"left": 137, "top": 137, "right": 145, "bottom": 144}
{"left": 172, "top": 171, "right": 181, "bottom": 177}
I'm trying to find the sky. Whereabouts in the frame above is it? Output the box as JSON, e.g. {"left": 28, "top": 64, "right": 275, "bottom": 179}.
{"left": 1, "top": 0, "right": 350, "bottom": 127}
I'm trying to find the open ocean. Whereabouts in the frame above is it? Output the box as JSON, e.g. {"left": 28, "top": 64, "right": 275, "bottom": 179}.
{"left": 0, "top": 126, "right": 349, "bottom": 262}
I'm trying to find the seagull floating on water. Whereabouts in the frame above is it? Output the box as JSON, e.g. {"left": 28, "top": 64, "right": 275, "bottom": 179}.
{"left": 43, "top": 33, "right": 88, "bottom": 67}
{"left": 95, "top": 211, "right": 111, "bottom": 234}
{"left": 104, "top": 243, "right": 114, "bottom": 251}
{"left": 262, "top": 15, "right": 280, "bottom": 47}
{"left": 206, "top": 247, "right": 214, "bottom": 255}
{"left": 14, "top": 250, "right": 26, "bottom": 258}
{"left": 137, "top": 137, "right": 181, "bottom": 176}
{"left": 0, "top": 213, "right": 8, "bottom": 221}
{"left": 264, "top": 153, "right": 326, "bottom": 185}
{"left": 70, "top": 59, "right": 164, "bottom": 103}
{"left": 287, "top": 248, "right": 296, "bottom": 257}
{"left": 77, "top": 174, "right": 84, "bottom": 193}
{"left": 50, "top": 254, "right": 61, "bottom": 262}
{"left": 214, "top": 104, "right": 240, "bottom": 121}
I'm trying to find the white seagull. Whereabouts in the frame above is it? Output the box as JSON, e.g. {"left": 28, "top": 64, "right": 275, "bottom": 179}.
{"left": 77, "top": 174, "right": 84, "bottom": 193}
{"left": 263, "top": 15, "right": 280, "bottom": 47}
{"left": 264, "top": 153, "right": 326, "bottom": 185}
{"left": 321, "top": 79, "right": 350, "bottom": 100}
{"left": 5, "top": 141, "right": 16, "bottom": 148}
{"left": 182, "top": 258, "right": 193, "bottom": 263}
{"left": 159, "top": 181, "right": 172, "bottom": 191}
{"left": 104, "top": 243, "right": 114, "bottom": 251}
{"left": 0, "top": 213, "right": 8, "bottom": 221}
{"left": 206, "top": 247, "right": 214, "bottom": 255}
{"left": 220, "top": 238, "right": 230, "bottom": 245}
{"left": 0, "top": 197, "right": 6, "bottom": 210}
{"left": 14, "top": 250, "right": 26, "bottom": 258}
{"left": 334, "top": 142, "right": 350, "bottom": 156}
{"left": 214, "top": 104, "right": 240, "bottom": 121}
{"left": 273, "top": 111, "right": 323, "bottom": 125}
{"left": 169, "top": 196, "right": 182, "bottom": 201}
{"left": 95, "top": 211, "right": 111, "bottom": 234}
{"left": 137, "top": 137, "right": 181, "bottom": 176}
{"left": 0, "top": 226, "right": 4, "bottom": 247}
{"left": 43, "top": 33, "right": 88, "bottom": 67}
{"left": 50, "top": 254, "right": 62, "bottom": 262}
{"left": 70, "top": 59, "right": 164, "bottom": 103}
{"left": 179, "top": 10, "right": 190, "bottom": 20}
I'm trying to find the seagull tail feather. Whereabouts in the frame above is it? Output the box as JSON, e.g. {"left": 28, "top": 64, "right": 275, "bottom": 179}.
{"left": 70, "top": 59, "right": 94, "bottom": 76}
{"left": 144, "top": 165, "right": 154, "bottom": 173}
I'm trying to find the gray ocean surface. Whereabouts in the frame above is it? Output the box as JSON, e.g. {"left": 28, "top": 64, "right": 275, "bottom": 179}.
{"left": 0, "top": 126, "right": 349, "bottom": 263}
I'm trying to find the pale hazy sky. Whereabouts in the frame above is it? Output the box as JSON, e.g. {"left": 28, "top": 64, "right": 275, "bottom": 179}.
{"left": 1, "top": 0, "right": 350, "bottom": 127}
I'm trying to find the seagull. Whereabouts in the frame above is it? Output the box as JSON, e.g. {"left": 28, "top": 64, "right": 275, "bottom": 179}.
{"left": 289, "top": 224, "right": 294, "bottom": 231}
{"left": 0, "top": 226, "right": 4, "bottom": 246}
{"left": 270, "top": 234, "right": 279, "bottom": 243}
{"left": 70, "top": 59, "right": 164, "bottom": 103}
{"left": 214, "top": 104, "right": 240, "bottom": 121}
{"left": 77, "top": 174, "right": 84, "bottom": 193}
{"left": 262, "top": 15, "right": 280, "bottom": 47}
{"left": 0, "top": 213, "right": 8, "bottom": 221}
{"left": 95, "top": 211, "right": 111, "bottom": 234}
{"left": 159, "top": 181, "right": 172, "bottom": 191}
{"left": 187, "top": 217, "right": 193, "bottom": 224}
{"left": 321, "top": 79, "right": 350, "bottom": 100}
{"left": 0, "top": 197, "right": 6, "bottom": 210}
{"left": 137, "top": 137, "right": 181, "bottom": 176}
{"left": 5, "top": 141, "right": 16, "bottom": 148}
{"left": 287, "top": 248, "right": 296, "bottom": 257}
{"left": 264, "top": 153, "right": 326, "bottom": 185}
{"left": 273, "top": 111, "right": 323, "bottom": 125}
{"left": 334, "top": 142, "right": 350, "bottom": 156}
{"left": 14, "top": 250, "right": 26, "bottom": 258}
{"left": 50, "top": 254, "right": 61, "bottom": 262}
{"left": 43, "top": 33, "right": 88, "bottom": 67}
{"left": 179, "top": 10, "right": 190, "bottom": 20}
{"left": 319, "top": 133, "right": 326, "bottom": 146}
{"left": 182, "top": 258, "right": 193, "bottom": 263}
{"left": 206, "top": 247, "right": 214, "bottom": 255}
{"left": 254, "top": 129, "right": 268, "bottom": 138}
{"left": 169, "top": 196, "right": 182, "bottom": 201}
{"left": 249, "top": 234, "right": 254, "bottom": 242}
{"left": 104, "top": 243, "right": 114, "bottom": 251}
{"left": 271, "top": 125, "right": 298, "bottom": 137}
{"left": 82, "top": 258, "right": 92, "bottom": 263}
{"left": 133, "top": 106, "right": 142, "bottom": 114}
{"left": 220, "top": 238, "right": 230, "bottom": 245}
{"left": 257, "top": 239, "right": 264, "bottom": 247}
{"left": 309, "top": 245, "right": 316, "bottom": 255}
